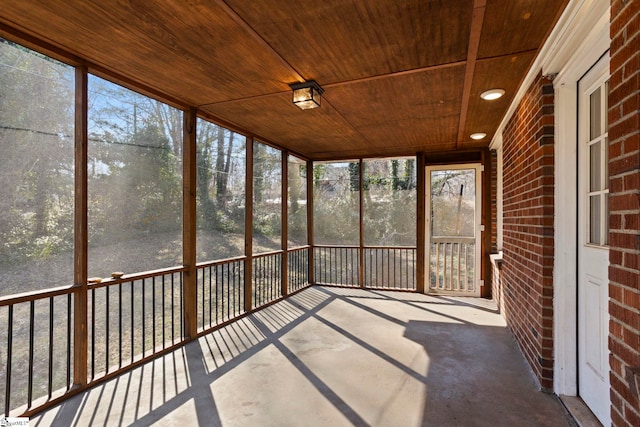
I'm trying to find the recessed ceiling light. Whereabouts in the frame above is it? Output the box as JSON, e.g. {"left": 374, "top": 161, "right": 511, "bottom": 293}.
{"left": 480, "top": 89, "right": 505, "bottom": 100}
{"left": 470, "top": 133, "right": 487, "bottom": 140}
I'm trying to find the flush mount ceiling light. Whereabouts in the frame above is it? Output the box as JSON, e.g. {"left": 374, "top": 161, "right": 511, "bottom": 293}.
{"left": 480, "top": 89, "right": 506, "bottom": 101}
{"left": 289, "top": 80, "right": 324, "bottom": 110}
{"left": 470, "top": 132, "right": 487, "bottom": 140}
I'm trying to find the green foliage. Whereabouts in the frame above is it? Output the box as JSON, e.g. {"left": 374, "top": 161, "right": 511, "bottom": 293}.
{"left": 0, "top": 39, "right": 421, "bottom": 283}
{"left": 363, "top": 159, "right": 417, "bottom": 246}
{"left": 430, "top": 170, "right": 475, "bottom": 237}
{"left": 314, "top": 163, "right": 360, "bottom": 245}
{"left": 287, "top": 161, "right": 307, "bottom": 246}
{"left": 0, "top": 38, "right": 75, "bottom": 263}
{"left": 348, "top": 162, "right": 360, "bottom": 191}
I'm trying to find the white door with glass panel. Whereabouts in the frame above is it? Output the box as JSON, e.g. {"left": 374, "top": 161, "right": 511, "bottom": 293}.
{"left": 577, "top": 57, "right": 610, "bottom": 426}
{"left": 426, "top": 165, "right": 481, "bottom": 296}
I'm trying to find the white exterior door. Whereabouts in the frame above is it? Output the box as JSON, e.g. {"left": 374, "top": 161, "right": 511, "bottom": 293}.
{"left": 577, "top": 57, "right": 610, "bottom": 426}
{"left": 426, "top": 165, "right": 481, "bottom": 296}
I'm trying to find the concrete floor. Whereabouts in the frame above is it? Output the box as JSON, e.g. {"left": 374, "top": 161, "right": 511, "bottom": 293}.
{"left": 31, "top": 286, "right": 575, "bottom": 426}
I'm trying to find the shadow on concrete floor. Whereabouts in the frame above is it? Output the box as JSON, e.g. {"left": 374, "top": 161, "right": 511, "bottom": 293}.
{"left": 31, "top": 286, "right": 575, "bottom": 427}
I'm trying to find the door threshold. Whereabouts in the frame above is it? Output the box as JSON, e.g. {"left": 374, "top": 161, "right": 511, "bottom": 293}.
{"left": 559, "top": 395, "right": 603, "bottom": 427}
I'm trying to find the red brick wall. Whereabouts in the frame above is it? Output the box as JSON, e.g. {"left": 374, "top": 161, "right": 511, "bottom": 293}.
{"left": 609, "top": 1, "right": 640, "bottom": 425}
{"left": 501, "top": 73, "right": 555, "bottom": 391}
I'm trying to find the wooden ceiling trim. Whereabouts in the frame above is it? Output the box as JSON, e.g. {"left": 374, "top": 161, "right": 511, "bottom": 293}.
{"left": 320, "top": 98, "right": 380, "bottom": 155}
{"left": 0, "top": 21, "right": 83, "bottom": 67}
{"left": 0, "top": 21, "right": 191, "bottom": 111}
{"left": 199, "top": 89, "right": 289, "bottom": 108}
{"left": 323, "top": 60, "right": 467, "bottom": 89}
{"left": 201, "top": 60, "right": 467, "bottom": 108}
{"left": 456, "top": 0, "right": 486, "bottom": 146}
{"left": 215, "top": 0, "right": 304, "bottom": 83}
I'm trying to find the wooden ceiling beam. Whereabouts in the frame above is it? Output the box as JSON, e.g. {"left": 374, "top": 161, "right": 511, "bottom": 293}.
{"left": 216, "top": 0, "right": 304, "bottom": 83}
{"left": 323, "top": 60, "right": 467, "bottom": 89}
{"left": 200, "top": 60, "right": 467, "bottom": 108}
{"left": 456, "top": 0, "right": 486, "bottom": 146}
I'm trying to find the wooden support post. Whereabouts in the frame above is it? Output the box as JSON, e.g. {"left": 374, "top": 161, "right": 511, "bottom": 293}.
{"left": 358, "top": 159, "right": 365, "bottom": 288}
{"left": 416, "top": 153, "right": 426, "bottom": 293}
{"left": 281, "top": 152, "right": 289, "bottom": 296}
{"left": 244, "top": 138, "right": 254, "bottom": 311}
{"left": 306, "top": 160, "right": 314, "bottom": 285}
{"left": 73, "top": 66, "right": 88, "bottom": 387}
{"left": 182, "top": 107, "right": 197, "bottom": 339}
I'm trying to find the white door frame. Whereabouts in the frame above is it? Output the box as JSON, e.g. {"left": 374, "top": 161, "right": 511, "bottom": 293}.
{"left": 425, "top": 164, "right": 482, "bottom": 296}
{"left": 551, "top": 1, "right": 610, "bottom": 403}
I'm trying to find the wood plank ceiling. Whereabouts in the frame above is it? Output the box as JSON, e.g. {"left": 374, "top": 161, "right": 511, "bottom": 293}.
{"left": 0, "top": 0, "right": 568, "bottom": 160}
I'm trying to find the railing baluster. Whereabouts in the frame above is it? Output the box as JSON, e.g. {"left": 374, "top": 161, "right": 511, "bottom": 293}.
{"left": 457, "top": 243, "right": 462, "bottom": 291}
{"left": 226, "top": 264, "right": 230, "bottom": 322}
{"left": 142, "top": 278, "right": 146, "bottom": 357}
{"left": 162, "top": 275, "right": 166, "bottom": 349}
{"left": 200, "top": 269, "right": 205, "bottom": 331}
{"left": 28, "top": 300, "right": 34, "bottom": 408}
{"left": 180, "top": 273, "right": 184, "bottom": 340}
{"left": 412, "top": 249, "right": 416, "bottom": 289}
{"left": 106, "top": 286, "right": 110, "bottom": 373}
{"left": 466, "top": 243, "right": 470, "bottom": 290}
{"left": 91, "top": 287, "right": 95, "bottom": 380}
{"left": 225, "top": 264, "right": 229, "bottom": 322}
{"left": 260, "top": 257, "right": 263, "bottom": 306}
{"left": 152, "top": 276, "right": 156, "bottom": 352}
{"left": 236, "top": 263, "right": 241, "bottom": 315}
{"left": 48, "top": 297, "right": 54, "bottom": 399}
{"left": 171, "top": 273, "right": 175, "bottom": 343}
{"left": 67, "top": 293, "right": 71, "bottom": 391}
{"left": 119, "top": 282, "right": 123, "bottom": 368}
{"left": 130, "top": 280, "right": 134, "bottom": 364}
{"left": 207, "top": 266, "right": 212, "bottom": 329}
{"left": 316, "top": 248, "right": 333, "bottom": 283}
{"left": 400, "top": 249, "right": 404, "bottom": 289}
{"left": 6, "top": 305, "right": 13, "bottom": 416}
{"left": 215, "top": 265, "right": 219, "bottom": 324}
{"left": 267, "top": 256, "right": 271, "bottom": 301}
{"left": 330, "top": 248, "right": 334, "bottom": 284}
{"left": 268, "top": 256, "right": 271, "bottom": 302}
{"left": 104, "top": 286, "right": 111, "bottom": 373}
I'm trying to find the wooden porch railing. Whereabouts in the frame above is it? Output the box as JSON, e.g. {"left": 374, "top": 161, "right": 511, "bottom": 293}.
{"left": 314, "top": 245, "right": 417, "bottom": 290}
{"left": 197, "top": 257, "right": 245, "bottom": 332}
{"left": 0, "top": 243, "right": 421, "bottom": 416}
{"left": 252, "top": 251, "right": 283, "bottom": 309}
{"left": 0, "top": 285, "right": 75, "bottom": 416}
